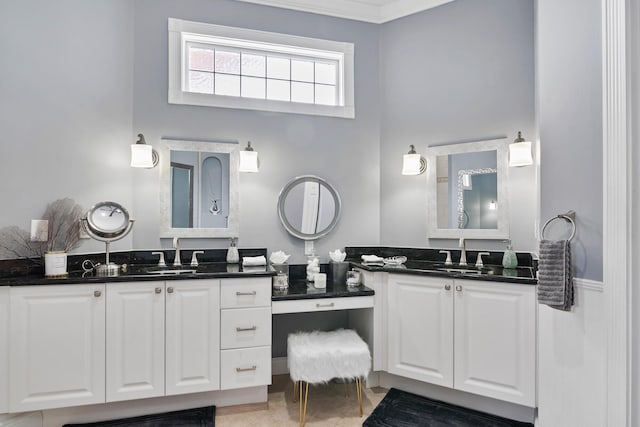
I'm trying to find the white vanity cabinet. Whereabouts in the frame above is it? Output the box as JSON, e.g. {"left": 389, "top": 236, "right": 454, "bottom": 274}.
{"left": 453, "top": 279, "right": 536, "bottom": 406}
{"left": 219, "top": 278, "right": 272, "bottom": 390}
{"left": 387, "top": 274, "right": 454, "bottom": 387}
{"left": 0, "top": 287, "right": 9, "bottom": 414}
{"left": 106, "top": 279, "right": 221, "bottom": 402}
{"left": 386, "top": 274, "right": 536, "bottom": 407}
{"left": 9, "top": 284, "right": 106, "bottom": 412}
{"left": 106, "top": 281, "right": 166, "bottom": 402}
{"left": 165, "top": 280, "right": 220, "bottom": 396}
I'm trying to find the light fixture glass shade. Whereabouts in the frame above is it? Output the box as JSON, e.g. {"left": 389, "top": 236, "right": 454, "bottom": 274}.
{"left": 131, "top": 144, "right": 154, "bottom": 168}
{"left": 509, "top": 140, "right": 533, "bottom": 167}
{"left": 239, "top": 150, "right": 259, "bottom": 173}
{"left": 489, "top": 200, "right": 497, "bottom": 210}
{"left": 402, "top": 153, "right": 421, "bottom": 175}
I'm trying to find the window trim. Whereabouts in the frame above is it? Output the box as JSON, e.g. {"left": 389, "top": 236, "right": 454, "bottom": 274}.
{"left": 168, "top": 18, "right": 355, "bottom": 119}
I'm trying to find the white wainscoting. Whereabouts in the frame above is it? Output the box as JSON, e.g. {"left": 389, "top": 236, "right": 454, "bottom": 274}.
{"left": 537, "top": 278, "right": 606, "bottom": 427}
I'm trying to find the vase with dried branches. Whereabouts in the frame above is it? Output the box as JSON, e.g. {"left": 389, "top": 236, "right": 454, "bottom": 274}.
{"left": 0, "top": 198, "right": 83, "bottom": 276}
{"left": 41, "top": 198, "right": 83, "bottom": 277}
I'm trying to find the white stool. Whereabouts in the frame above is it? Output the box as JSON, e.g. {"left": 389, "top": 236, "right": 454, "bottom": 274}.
{"left": 287, "top": 329, "right": 371, "bottom": 426}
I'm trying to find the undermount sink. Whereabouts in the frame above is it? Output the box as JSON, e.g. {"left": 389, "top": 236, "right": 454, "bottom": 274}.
{"left": 437, "top": 265, "right": 496, "bottom": 276}
{"left": 144, "top": 268, "right": 197, "bottom": 275}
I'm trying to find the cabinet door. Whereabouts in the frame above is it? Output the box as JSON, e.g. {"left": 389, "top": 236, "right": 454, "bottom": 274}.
{"left": 454, "top": 279, "right": 536, "bottom": 406}
{"left": 165, "top": 280, "right": 220, "bottom": 396}
{"left": 387, "top": 274, "right": 454, "bottom": 387}
{"left": 10, "top": 284, "right": 106, "bottom": 412}
{"left": 0, "top": 287, "right": 8, "bottom": 414}
{"left": 106, "top": 282, "right": 165, "bottom": 402}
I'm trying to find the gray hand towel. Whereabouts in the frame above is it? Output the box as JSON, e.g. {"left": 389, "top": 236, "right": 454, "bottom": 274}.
{"left": 537, "top": 239, "right": 574, "bottom": 311}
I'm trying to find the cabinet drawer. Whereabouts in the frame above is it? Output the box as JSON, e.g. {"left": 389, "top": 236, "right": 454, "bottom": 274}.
{"left": 221, "top": 307, "right": 271, "bottom": 349}
{"left": 271, "top": 295, "right": 374, "bottom": 314}
{"left": 220, "top": 278, "right": 271, "bottom": 309}
{"left": 220, "top": 346, "right": 271, "bottom": 390}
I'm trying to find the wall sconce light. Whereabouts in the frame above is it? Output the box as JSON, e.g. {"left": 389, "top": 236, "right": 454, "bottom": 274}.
{"left": 508, "top": 131, "right": 533, "bottom": 167}
{"left": 130, "top": 133, "right": 158, "bottom": 168}
{"left": 489, "top": 200, "right": 497, "bottom": 210}
{"left": 402, "top": 145, "right": 426, "bottom": 175}
{"left": 239, "top": 141, "right": 259, "bottom": 173}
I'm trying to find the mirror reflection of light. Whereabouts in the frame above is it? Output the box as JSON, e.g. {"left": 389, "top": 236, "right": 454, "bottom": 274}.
{"left": 489, "top": 200, "right": 497, "bottom": 210}
{"left": 462, "top": 173, "right": 471, "bottom": 189}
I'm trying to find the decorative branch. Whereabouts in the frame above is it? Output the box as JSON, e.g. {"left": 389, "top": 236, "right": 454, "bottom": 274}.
{"left": 0, "top": 226, "right": 46, "bottom": 262}
{"left": 41, "top": 198, "right": 83, "bottom": 252}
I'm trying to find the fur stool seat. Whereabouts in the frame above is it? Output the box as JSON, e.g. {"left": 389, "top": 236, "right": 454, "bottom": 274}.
{"left": 288, "top": 329, "right": 371, "bottom": 426}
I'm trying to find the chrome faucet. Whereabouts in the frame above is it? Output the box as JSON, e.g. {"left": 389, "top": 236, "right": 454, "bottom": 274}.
{"left": 173, "top": 237, "right": 182, "bottom": 266}
{"left": 459, "top": 238, "right": 467, "bottom": 266}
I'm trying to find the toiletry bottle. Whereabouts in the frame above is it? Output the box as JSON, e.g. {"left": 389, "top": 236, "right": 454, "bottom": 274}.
{"left": 502, "top": 242, "right": 518, "bottom": 269}
{"left": 226, "top": 238, "right": 239, "bottom": 264}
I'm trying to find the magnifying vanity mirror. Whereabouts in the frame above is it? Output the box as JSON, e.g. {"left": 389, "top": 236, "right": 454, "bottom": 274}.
{"left": 159, "top": 139, "right": 239, "bottom": 238}
{"left": 426, "top": 138, "right": 509, "bottom": 239}
{"left": 277, "top": 175, "right": 341, "bottom": 240}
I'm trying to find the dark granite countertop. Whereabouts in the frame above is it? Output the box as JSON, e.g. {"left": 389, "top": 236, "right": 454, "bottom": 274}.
{"left": 350, "top": 260, "right": 536, "bottom": 285}
{"left": 345, "top": 246, "right": 537, "bottom": 285}
{"left": 272, "top": 278, "right": 374, "bottom": 301}
{"left": 0, "top": 262, "right": 275, "bottom": 286}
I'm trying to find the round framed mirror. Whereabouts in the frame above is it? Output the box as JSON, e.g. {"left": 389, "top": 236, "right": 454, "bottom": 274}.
{"left": 84, "top": 201, "right": 133, "bottom": 241}
{"left": 277, "top": 175, "right": 341, "bottom": 240}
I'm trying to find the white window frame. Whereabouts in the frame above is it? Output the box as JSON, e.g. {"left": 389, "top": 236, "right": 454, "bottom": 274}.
{"left": 168, "top": 18, "right": 355, "bottom": 119}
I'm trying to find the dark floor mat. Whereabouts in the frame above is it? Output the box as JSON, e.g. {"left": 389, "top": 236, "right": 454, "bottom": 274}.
{"left": 62, "top": 405, "right": 215, "bottom": 427}
{"left": 363, "top": 388, "right": 533, "bottom": 427}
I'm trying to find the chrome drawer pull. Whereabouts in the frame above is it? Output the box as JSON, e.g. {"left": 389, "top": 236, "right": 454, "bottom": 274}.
{"left": 444, "top": 284, "right": 451, "bottom": 291}
{"left": 155, "top": 287, "right": 162, "bottom": 294}
{"left": 236, "top": 326, "right": 257, "bottom": 332}
{"left": 236, "top": 365, "right": 257, "bottom": 372}
{"left": 236, "top": 291, "right": 257, "bottom": 296}
{"left": 316, "top": 302, "right": 335, "bottom": 308}
{"left": 167, "top": 287, "right": 174, "bottom": 293}
{"left": 456, "top": 285, "right": 462, "bottom": 292}
{"left": 94, "top": 290, "right": 102, "bottom": 298}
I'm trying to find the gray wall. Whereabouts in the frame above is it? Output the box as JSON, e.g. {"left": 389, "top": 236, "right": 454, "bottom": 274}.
{"left": 379, "top": 0, "right": 538, "bottom": 254}
{"left": 537, "top": 0, "right": 603, "bottom": 281}
{"left": 131, "top": 0, "right": 381, "bottom": 263}
{"left": 0, "top": 0, "right": 136, "bottom": 255}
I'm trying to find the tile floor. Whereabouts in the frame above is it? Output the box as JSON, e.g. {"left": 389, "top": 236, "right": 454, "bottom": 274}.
{"left": 216, "top": 375, "right": 388, "bottom": 426}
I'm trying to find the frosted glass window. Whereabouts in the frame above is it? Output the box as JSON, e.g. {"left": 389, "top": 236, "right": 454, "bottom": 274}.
{"left": 291, "top": 60, "right": 314, "bottom": 82}
{"left": 315, "top": 84, "right": 336, "bottom": 106}
{"left": 241, "top": 76, "right": 266, "bottom": 99}
{"left": 267, "top": 79, "right": 290, "bottom": 101}
{"left": 315, "top": 62, "right": 336, "bottom": 85}
{"left": 170, "top": 19, "right": 354, "bottom": 117}
{"left": 189, "top": 71, "right": 214, "bottom": 94}
{"left": 291, "top": 82, "right": 314, "bottom": 104}
{"left": 267, "top": 57, "right": 290, "bottom": 80}
{"left": 215, "top": 50, "right": 240, "bottom": 74}
{"left": 215, "top": 74, "right": 240, "bottom": 96}
{"left": 242, "top": 54, "right": 266, "bottom": 77}
{"left": 189, "top": 47, "right": 214, "bottom": 72}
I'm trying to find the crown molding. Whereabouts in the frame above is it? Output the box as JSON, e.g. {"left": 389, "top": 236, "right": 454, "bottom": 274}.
{"left": 234, "top": 0, "right": 455, "bottom": 24}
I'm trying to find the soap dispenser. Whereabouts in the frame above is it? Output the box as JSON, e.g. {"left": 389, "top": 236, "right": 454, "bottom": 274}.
{"left": 226, "top": 238, "right": 239, "bottom": 264}
{"left": 502, "top": 241, "right": 518, "bottom": 269}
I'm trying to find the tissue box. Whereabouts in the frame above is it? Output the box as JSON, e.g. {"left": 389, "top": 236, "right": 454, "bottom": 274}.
{"left": 271, "top": 263, "right": 289, "bottom": 290}
{"left": 330, "top": 261, "right": 349, "bottom": 285}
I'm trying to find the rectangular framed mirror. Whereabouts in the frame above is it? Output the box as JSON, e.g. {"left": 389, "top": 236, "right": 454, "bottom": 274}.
{"left": 159, "top": 139, "right": 239, "bottom": 238}
{"left": 426, "top": 138, "right": 509, "bottom": 239}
